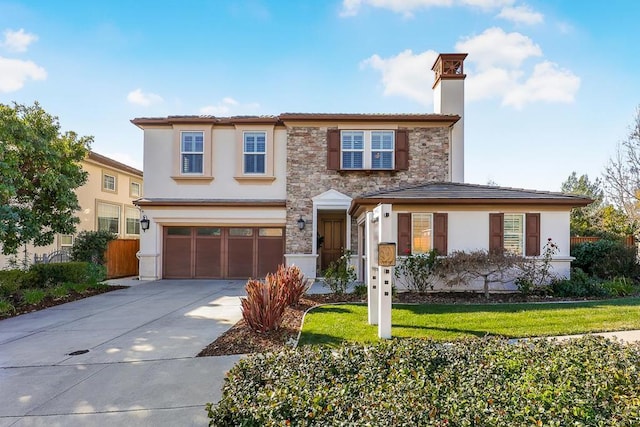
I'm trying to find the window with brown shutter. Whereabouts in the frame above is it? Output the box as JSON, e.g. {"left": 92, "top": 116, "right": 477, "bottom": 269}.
{"left": 326, "top": 129, "right": 340, "bottom": 170}
{"left": 397, "top": 213, "right": 411, "bottom": 255}
{"left": 525, "top": 213, "right": 541, "bottom": 256}
{"left": 489, "top": 213, "right": 504, "bottom": 253}
{"left": 395, "top": 129, "right": 409, "bottom": 170}
{"left": 433, "top": 213, "right": 448, "bottom": 255}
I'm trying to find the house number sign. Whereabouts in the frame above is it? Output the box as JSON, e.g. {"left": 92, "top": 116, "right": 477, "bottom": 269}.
{"left": 377, "top": 243, "right": 396, "bottom": 267}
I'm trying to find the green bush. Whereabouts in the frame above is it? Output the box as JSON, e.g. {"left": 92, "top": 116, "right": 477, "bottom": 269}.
{"left": 322, "top": 249, "right": 356, "bottom": 294}
{"left": 207, "top": 337, "right": 640, "bottom": 426}
{"left": 48, "top": 285, "right": 69, "bottom": 299}
{"left": 550, "top": 268, "right": 609, "bottom": 297}
{"left": 571, "top": 239, "right": 639, "bottom": 279}
{"left": 28, "top": 262, "right": 100, "bottom": 288}
{"left": 0, "top": 299, "right": 15, "bottom": 315}
{"left": 21, "top": 288, "right": 47, "bottom": 305}
{"left": 601, "top": 276, "right": 637, "bottom": 297}
{"left": 65, "top": 282, "right": 89, "bottom": 293}
{"left": 394, "top": 249, "right": 439, "bottom": 292}
{"left": 352, "top": 282, "right": 367, "bottom": 298}
{"left": 70, "top": 230, "right": 115, "bottom": 264}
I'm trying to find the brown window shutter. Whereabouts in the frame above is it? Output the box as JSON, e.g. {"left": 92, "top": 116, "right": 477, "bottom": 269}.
{"left": 327, "top": 129, "right": 340, "bottom": 170}
{"left": 395, "top": 129, "right": 409, "bottom": 170}
{"left": 397, "top": 213, "right": 411, "bottom": 255}
{"left": 489, "top": 213, "right": 504, "bottom": 253}
{"left": 433, "top": 213, "right": 448, "bottom": 255}
{"left": 525, "top": 213, "right": 541, "bottom": 256}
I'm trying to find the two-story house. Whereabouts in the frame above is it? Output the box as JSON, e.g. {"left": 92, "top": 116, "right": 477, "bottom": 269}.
{"left": 0, "top": 151, "right": 144, "bottom": 268}
{"left": 133, "top": 53, "right": 590, "bottom": 287}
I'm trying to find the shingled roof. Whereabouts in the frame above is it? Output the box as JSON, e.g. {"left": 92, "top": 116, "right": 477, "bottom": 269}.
{"left": 349, "top": 182, "right": 593, "bottom": 215}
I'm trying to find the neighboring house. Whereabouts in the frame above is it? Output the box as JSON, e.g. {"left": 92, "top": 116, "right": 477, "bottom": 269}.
{"left": 0, "top": 151, "right": 144, "bottom": 268}
{"left": 132, "top": 53, "right": 590, "bottom": 284}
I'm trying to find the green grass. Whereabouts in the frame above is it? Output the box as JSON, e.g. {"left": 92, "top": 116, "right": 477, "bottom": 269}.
{"left": 299, "top": 297, "right": 640, "bottom": 346}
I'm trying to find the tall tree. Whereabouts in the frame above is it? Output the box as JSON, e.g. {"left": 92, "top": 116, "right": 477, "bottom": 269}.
{"left": 604, "top": 107, "right": 640, "bottom": 233}
{"left": 560, "top": 172, "right": 604, "bottom": 236}
{"left": 0, "top": 102, "right": 91, "bottom": 255}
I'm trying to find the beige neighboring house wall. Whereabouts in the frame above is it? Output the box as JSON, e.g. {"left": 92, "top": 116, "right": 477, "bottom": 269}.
{"left": 0, "top": 151, "right": 143, "bottom": 269}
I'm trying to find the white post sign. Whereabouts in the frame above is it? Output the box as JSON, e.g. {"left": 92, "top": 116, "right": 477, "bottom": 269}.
{"left": 367, "top": 204, "right": 393, "bottom": 339}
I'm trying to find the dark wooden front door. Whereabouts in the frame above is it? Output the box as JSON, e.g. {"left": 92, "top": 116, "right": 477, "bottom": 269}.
{"left": 320, "top": 215, "right": 345, "bottom": 272}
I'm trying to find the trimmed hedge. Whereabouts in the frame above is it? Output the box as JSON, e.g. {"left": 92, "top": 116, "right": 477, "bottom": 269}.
{"left": 571, "top": 239, "right": 639, "bottom": 279}
{"left": 208, "top": 337, "right": 640, "bottom": 426}
{"left": 29, "top": 262, "right": 105, "bottom": 287}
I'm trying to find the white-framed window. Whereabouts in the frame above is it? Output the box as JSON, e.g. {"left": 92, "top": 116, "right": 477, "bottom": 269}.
{"left": 341, "top": 130, "right": 394, "bottom": 170}
{"left": 181, "top": 131, "right": 204, "bottom": 174}
{"left": 125, "top": 207, "right": 140, "bottom": 235}
{"left": 97, "top": 202, "right": 120, "bottom": 234}
{"left": 504, "top": 213, "right": 524, "bottom": 255}
{"left": 130, "top": 181, "right": 141, "bottom": 197}
{"left": 412, "top": 213, "right": 433, "bottom": 254}
{"left": 103, "top": 173, "right": 116, "bottom": 191}
{"left": 243, "top": 131, "right": 266, "bottom": 174}
{"left": 59, "top": 234, "right": 74, "bottom": 247}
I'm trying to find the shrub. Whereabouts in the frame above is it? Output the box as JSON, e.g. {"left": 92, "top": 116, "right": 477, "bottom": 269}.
{"left": 353, "top": 282, "right": 367, "bottom": 298}
{"left": 515, "top": 238, "right": 558, "bottom": 296}
{"left": 28, "top": 262, "right": 97, "bottom": 288}
{"left": 275, "top": 264, "right": 311, "bottom": 305}
{"left": 571, "top": 239, "right": 639, "bottom": 279}
{"left": 550, "top": 268, "right": 609, "bottom": 298}
{"left": 0, "top": 269, "right": 35, "bottom": 297}
{"left": 322, "top": 249, "right": 356, "bottom": 294}
{"left": 65, "top": 282, "right": 89, "bottom": 294}
{"left": 601, "top": 276, "right": 637, "bottom": 297}
{"left": 70, "top": 230, "right": 116, "bottom": 264}
{"left": 21, "top": 288, "right": 47, "bottom": 305}
{"left": 241, "top": 276, "right": 288, "bottom": 333}
{"left": 207, "top": 337, "right": 640, "bottom": 426}
{"left": 0, "top": 299, "right": 15, "bottom": 315}
{"left": 48, "top": 286, "right": 69, "bottom": 299}
{"left": 394, "top": 249, "right": 439, "bottom": 292}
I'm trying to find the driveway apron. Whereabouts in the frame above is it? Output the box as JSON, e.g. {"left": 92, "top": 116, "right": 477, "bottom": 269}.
{"left": 0, "top": 279, "right": 245, "bottom": 427}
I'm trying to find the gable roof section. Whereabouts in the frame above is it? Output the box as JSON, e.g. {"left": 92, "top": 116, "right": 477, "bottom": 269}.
{"left": 349, "top": 182, "right": 593, "bottom": 215}
{"left": 86, "top": 151, "right": 143, "bottom": 177}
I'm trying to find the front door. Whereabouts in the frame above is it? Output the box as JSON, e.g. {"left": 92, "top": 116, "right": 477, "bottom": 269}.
{"left": 319, "top": 214, "right": 345, "bottom": 272}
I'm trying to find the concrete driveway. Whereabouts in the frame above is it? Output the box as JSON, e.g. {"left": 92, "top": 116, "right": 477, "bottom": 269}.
{"left": 0, "top": 279, "right": 246, "bottom": 427}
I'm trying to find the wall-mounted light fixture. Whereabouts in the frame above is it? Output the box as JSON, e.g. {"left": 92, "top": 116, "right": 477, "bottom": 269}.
{"left": 297, "top": 215, "right": 306, "bottom": 230}
{"left": 140, "top": 215, "right": 150, "bottom": 232}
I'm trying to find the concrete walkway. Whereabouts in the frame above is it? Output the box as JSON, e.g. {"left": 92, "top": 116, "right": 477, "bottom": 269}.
{"left": 0, "top": 279, "right": 245, "bottom": 427}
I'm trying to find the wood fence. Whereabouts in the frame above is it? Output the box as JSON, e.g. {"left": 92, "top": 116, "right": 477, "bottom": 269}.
{"left": 570, "top": 235, "right": 635, "bottom": 248}
{"left": 105, "top": 239, "right": 140, "bottom": 279}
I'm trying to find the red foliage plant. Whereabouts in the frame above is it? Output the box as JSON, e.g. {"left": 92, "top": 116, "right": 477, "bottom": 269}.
{"left": 240, "top": 275, "right": 288, "bottom": 333}
{"left": 275, "top": 264, "right": 311, "bottom": 305}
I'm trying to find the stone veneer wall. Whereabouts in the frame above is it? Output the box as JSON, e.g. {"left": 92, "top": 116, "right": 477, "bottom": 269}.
{"left": 285, "top": 126, "right": 450, "bottom": 254}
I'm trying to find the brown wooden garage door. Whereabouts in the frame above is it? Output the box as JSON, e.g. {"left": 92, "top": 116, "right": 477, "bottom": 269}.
{"left": 163, "top": 226, "right": 284, "bottom": 279}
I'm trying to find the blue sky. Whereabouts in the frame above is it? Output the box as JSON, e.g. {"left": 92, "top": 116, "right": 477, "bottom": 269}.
{"left": 1, "top": 0, "right": 638, "bottom": 192}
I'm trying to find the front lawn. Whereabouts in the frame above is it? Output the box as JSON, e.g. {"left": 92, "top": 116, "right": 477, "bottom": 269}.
{"left": 299, "top": 297, "right": 640, "bottom": 346}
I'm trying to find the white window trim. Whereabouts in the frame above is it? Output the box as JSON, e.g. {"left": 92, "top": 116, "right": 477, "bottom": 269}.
{"left": 411, "top": 212, "right": 433, "bottom": 255}
{"left": 503, "top": 213, "right": 525, "bottom": 256}
{"left": 242, "top": 131, "right": 267, "bottom": 175}
{"left": 97, "top": 201, "right": 121, "bottom": 235}
{"left": 130, "top": 181, "right": 141, "bottom": 198}
{"left": 340, "top": 130, "right": 395, "bottom": 170}
{"left": 180, "top": 131, "right": 204, "bottom": 175}
{"left": 125, "top": 206, "right": 140, "bottom": 236}
{"left": 102, "top": 172, "right": 116, "bottom": 192}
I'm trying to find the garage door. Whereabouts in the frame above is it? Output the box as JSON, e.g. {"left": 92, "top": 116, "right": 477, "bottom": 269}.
{"left": 163, "top": 226, "right": 284, "bottom": 279}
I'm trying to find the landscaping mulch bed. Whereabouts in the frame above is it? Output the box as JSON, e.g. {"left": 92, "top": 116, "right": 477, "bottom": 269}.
{"left": 0, "top": 285, "right": 129, "bottom": 320}
{"left": 197, "top": 291, "right": 603, "bottom": 357}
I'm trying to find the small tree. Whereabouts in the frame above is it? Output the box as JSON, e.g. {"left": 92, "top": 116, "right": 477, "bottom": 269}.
{"left": 322, "top": 249, "right": 356, "bottom": 294}
{"left": 0, "top": 102, "right": 91, "bottom": 255}
{"left": 70, "top": 230, "right": 116, "bottom": 265}
{"left": 394, "top": 249, "right": 440, "bottom": 292}
{"left": 437, "top": 250, "right": 523, "bottom": 299}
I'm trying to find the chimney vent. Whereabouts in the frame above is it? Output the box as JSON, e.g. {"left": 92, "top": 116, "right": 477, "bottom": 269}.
{"left": 431, "top": 53, "right": 468, "bottom": 89}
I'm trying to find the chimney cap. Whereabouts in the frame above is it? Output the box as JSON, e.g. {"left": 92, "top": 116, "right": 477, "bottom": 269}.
{"left": 432, "top": 53, "right": 468, "bottom": 88}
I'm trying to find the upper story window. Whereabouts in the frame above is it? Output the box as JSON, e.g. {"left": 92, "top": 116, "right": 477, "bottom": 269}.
{"left": 130, "top": 181, "right": 141, "bottom": 198}
{"left": 334, "top": 130, "right": 399, "bottom": 170}
{"left": 103, "top": 173, "right": 116, "bottom": 192}
{"left": 181, "top": 131, "right": 204, "bottom": 174}
{"left": 243, "top": 131, "right": 266, "bottom": 174}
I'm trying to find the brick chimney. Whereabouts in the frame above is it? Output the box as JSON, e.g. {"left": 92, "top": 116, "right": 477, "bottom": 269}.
{"left": 432, "top": 53, "right": 467, "bottom": 183}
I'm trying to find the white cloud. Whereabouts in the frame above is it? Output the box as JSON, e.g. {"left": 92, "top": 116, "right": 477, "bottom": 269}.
{"left": 502, "top": 61, "right": 580, "bottom": 109}
{"left": 127, "top": 88, "right": 163, "bottom": 107}
{"left": 1, "top": 28, "right": 38, "bottom": 53}
{"left": 341, "top": 0, "right": 516, "bottom": 17}
{"left": 0, "top": 56, "right": 46, "bottom": 92}
{"left": 361, "top": 49, "right": 438, "bottom": 106}
{"left": 199, "top": 97, "right": 259, "bottom": 116}
{"left": 497, "top": 4, "right": 543, "bottom": 25}
{"left": 455, "top": 27, "right": 542, "bottom": 69}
